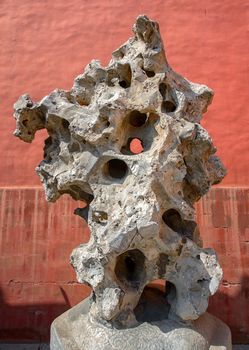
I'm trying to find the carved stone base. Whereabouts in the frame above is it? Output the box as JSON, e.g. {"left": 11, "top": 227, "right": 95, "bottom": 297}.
{"left": 50, "top": 287, "right": 232, "bottom": 350}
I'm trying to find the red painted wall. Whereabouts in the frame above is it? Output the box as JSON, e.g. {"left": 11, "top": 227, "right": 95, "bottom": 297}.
{"left": 0, "top": 0, "right": 248, "bottom": 344}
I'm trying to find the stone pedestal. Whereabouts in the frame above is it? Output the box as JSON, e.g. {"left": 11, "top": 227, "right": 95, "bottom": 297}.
{"left": 50, "top": 286, "right": 232, "bottom": 350}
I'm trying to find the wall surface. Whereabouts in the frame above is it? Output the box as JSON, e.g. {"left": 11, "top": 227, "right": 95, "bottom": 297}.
{"left": 0, "top": 0, "right": 248, "bottom": 344}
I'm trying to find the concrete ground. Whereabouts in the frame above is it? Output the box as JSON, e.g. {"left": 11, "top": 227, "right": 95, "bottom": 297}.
{"left": 0, "top": 344, "right": 248, "bottom": 349}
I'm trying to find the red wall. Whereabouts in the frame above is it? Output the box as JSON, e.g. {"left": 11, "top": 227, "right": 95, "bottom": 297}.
{"left": 0, "top": 0, "right": 248, "bottom": 344}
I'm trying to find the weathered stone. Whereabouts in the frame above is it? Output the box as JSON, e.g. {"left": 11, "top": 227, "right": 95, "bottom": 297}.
{"left": 14, "top": 15, "right": 230, "bottom": 349}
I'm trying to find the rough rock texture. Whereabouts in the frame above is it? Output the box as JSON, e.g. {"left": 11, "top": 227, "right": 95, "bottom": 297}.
{"left": 14, "top": 14, "right": 227, "bottom": 342}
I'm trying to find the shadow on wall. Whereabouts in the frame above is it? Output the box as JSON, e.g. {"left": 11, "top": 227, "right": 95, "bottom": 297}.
{"left": 208, "top": 274, "right": 249, "bottom": 344}
{"left": 0, "top": 285, "right": 87, "bottom": 343}
{"left": 196, "top": 186, "right": 249, "bottom": 344}
{"left": 0, "top": 187, "right": 91, "bottom": 343}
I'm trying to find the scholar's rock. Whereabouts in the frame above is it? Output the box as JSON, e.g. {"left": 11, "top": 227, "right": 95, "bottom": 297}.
{"left": 14, "top": 15, "right": 231, "bottom": 350}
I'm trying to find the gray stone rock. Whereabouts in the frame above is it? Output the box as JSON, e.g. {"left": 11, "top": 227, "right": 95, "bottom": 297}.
{"left": 13, "top": 14, "right": 230, "bottom": 349}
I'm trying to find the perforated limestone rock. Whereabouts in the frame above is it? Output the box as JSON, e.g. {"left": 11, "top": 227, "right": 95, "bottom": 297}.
{"left": 14, "top": 15, "right": 226, "bottom": 330}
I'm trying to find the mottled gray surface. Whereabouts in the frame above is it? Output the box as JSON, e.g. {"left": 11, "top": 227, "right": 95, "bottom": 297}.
{"left": 13, "top": 14, "right": 230, "bottom": 350}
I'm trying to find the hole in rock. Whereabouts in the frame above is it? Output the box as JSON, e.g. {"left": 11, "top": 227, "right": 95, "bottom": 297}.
{"left": 76, "top": 95, "right": 90, "bottom": 106}
{"left": 129, "top": 110, "right": 148, "bottom": 127}
{"left": 134, "top": 281, "right": 170, "bottom": 322}
{"left": 119, "top": 63, "right": 132, "bottom": 88}
{"left": 112, "top": 48, "right": 125, "bottom": 60}
{"left": 65, "top": 91, "right": 75, "bottom": 104}
{"left": 107, "top": 63, "right": 132, "bottom": 88}
{"left": 92, "top": 210, "right": 108, "bottom": 224}
{"left": 197, "top": 278, "right": 208, "bottom": 286}
{"left": 157, "top": 254, "right": 169, "bottom": 277}
{"left": 119, "top": 80, "right": 128, "bottom": 88}
{"left": 159, "top": 83, "right": 177, "bottom": 113}
{"left": 22, "top": 119, "right": 28, "bottom": 127}
{"left": 62, "top": 119, "right": 70, "bottom": 129}
{"left": 129, "top": 138, "right": 144, "bottom": 154}
{"left": 148, "top": 112, "right": 160, "bottom": 124}
{"left": 46, "top": 116, "right": 70, "bottom": 139}
{"left": 118, "top": 51, "right": 125, "bottom": 59}
{"left": 43, "top": 136, "right": 53, "bottom": 160}
{"left": 162, "top": 100, "right": 176, "bottom": 113}
{"left": 159, "top": 83, "right": 167, "bottom": 98}
{"left": 120, "top": 138, "right": 144, "bottom": 155}
{"left": 162, "top": 209, "right": 196, "bottom": 239}
{"left": 69, "top": 141, "right": 80, "bottom": 152}
{"left": 74, "top": 206, "right": 90, "bottom": 222}
{"left": 60, "top": 185, "right": 94, "bottom": 204}
{"left": 143, "top": 68, "right": 155, "bottom": 78}
{"left": 104, "top": 159, "right": 128, "bottom": 180}
{"left": 120, "top": 112, "right": 159, "bottom": 156}
{"left": 115, "top": 249, "right": 145, "bottom": 289}
{"left": 165, "top": 281, "right": 177, "bottom": 305}
{"left": 162, "top": 209, "right": 182, "bottom": 231}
